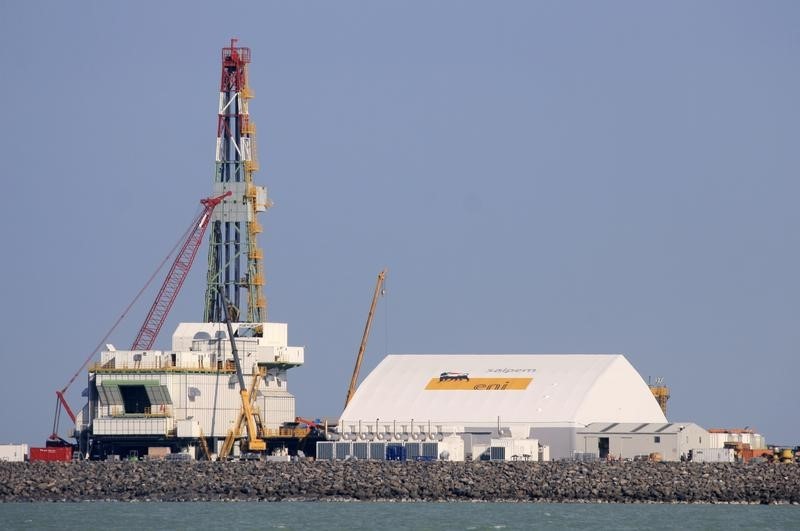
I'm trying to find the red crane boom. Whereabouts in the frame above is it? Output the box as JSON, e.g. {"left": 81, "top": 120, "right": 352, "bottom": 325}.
{"left": 131, "top": 191, "right": 230, "bottom": 350}
{"left": 50, "top": 191, "right": 231, "bottom": 441}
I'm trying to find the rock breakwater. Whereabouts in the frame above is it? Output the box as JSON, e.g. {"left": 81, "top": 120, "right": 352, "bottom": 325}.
{"left": 1, "top": 461, "right": 798, "bottom": 503}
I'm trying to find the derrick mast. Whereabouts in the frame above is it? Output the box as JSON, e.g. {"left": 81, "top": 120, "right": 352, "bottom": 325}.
{"left": 204, "top": 38, "right": 269, "bottom": 323}
{"left": 75, "top": 40, "right": 306, "bottom": 462}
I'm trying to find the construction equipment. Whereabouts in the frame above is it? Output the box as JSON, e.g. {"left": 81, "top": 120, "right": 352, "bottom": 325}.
{"left": 50, "top": 192, "right": 231, "bottom": 442}
{"left": 217, "top": 275, "right": 266, "bottom": 457}
{"left": 198, "top": 428, "right": 212, "bottom": 461}
{"left": 53, "top": 391, "right": 77, "bottom": 434}
{"left": 132, "top": 191, "right": 231, "bottom": 350}
{"left": 648, "top": 376, "right": 670, "bottom": 417}
{"left": 295, "top": 416, "right": 321, "bottom": 429}
{"left": 344, "top": 269, "right": 387, "bottom": 409}
{"left": 219, "top": 368, "right": 265, "bottom": 459}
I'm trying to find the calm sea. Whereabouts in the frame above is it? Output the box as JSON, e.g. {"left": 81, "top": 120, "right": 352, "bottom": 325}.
{"left": 0, "top": 502, "right": 797, "bottom": 530}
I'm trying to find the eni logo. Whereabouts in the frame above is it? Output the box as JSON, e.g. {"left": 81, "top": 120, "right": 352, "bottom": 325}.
{"left": 425, "top": 377, "right": 532, "bottom": 391}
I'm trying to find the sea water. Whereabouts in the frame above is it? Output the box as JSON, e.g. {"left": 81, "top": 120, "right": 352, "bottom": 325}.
{"left": 0, "top": 501, "right": 798, "bottom": 530}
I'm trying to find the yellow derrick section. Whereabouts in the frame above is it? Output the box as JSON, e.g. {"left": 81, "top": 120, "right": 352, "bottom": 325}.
{"left": 649, "top": 385, "right": 670, "bottom": 416}
{"left": 248, "top": 220, "right": 262, "bottom": 235}
{"left": 239, "top": 68, "right": 268, "bottom": 321}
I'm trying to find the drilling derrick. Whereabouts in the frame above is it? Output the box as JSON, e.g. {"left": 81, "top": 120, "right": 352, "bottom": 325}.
{"left": 204, "top": 38, "right": 269, "bottom": 323}
{"left": 73, "top": 40, "right": 306, "bottom": 462}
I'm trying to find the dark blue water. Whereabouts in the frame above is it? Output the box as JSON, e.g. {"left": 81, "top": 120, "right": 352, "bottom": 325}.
{"left": 0, "top": 502, "right": 797, "bottom": 530}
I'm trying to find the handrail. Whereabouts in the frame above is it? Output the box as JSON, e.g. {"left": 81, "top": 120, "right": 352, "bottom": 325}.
{"left": 90, "top": 362, "right": 235, "bottom": 374}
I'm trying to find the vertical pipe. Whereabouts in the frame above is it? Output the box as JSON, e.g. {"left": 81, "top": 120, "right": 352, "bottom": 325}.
{"left": 234, "top": 221, "right": 241, "bottom": 312}
{"left": 231, "top": 63, "right": 242, "bottom": 319}
{"left": 225, "top": 222, "right": 231, "bottom": 310}
{"left": 217, "top": 223, "right": 223, "bottom": 321}
{"left": 216, "top": 222, "right": 223, "bottom": 321}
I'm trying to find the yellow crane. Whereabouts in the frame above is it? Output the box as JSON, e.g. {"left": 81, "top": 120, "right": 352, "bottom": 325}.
{"left": 197, "top": 428, "right": 212, "bottom": 460}
{"left": 344, "top": 269, "right": 387, "bottom": 409}
{"left": 218, "top": 368, "right": 265, "bottom": 459}
{"left": 217, "top": 285, "right": 266, "bottom": 458}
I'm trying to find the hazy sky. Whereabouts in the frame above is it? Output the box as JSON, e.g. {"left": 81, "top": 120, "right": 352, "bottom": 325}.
{"left": 1, "top": 1, "right": 798, "bottom": 446}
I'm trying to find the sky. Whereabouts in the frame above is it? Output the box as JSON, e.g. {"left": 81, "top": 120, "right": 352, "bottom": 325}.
{"left": 0, "top": 1, "right": 798, "bottom": 447}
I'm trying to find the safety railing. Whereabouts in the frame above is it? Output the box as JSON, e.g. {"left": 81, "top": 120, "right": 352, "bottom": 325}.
{"left": 90, "top": 361, "right": 235, "bottom": 373}
{"left": 108, "top": 405, "right": 173, "bottom": 418}
{"left": 262, "top": 426, "right": 311, "bottom": 438}
{"left": 248, "top": 220, "right": 262, "bottom": 235}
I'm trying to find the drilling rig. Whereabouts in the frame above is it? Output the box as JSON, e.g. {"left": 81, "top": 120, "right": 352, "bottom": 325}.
{"left": 68, "top": 40, "right": 306, "bottom": 460}
{"left": 204, "top": 38, "right": 270, "bottom": 324}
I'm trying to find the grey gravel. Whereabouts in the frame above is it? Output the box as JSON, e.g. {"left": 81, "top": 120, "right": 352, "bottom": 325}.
{"left": 1, "top": 461, "right": 799, "bottom": 503}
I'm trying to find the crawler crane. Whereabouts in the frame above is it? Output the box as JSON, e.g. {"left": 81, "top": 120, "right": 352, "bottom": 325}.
{"left": 216, "top": 225, "right": 267, "bottom": 458}
{"left": 344, "top": 269, "right": 387, "bottom": 409}
{"left": 49, "top": 192, "right": 230, "bottom": 444}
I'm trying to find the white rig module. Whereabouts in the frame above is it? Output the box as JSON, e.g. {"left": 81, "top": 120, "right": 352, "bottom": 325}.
{"left": 77, "top": 322, "right": 303, "bottom": 458}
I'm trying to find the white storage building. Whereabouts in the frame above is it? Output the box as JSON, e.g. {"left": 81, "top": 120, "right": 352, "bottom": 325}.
{"left": 339, "top": 354, "right": 668, "bottom": 459}
{"left": 576, "top": 422, "right": 711, "bottom": 461}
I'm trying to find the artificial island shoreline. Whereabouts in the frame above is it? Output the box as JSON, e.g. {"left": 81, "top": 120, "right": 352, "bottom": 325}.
{"left": 2, "top": 461, "right": 799, "bottom": 504}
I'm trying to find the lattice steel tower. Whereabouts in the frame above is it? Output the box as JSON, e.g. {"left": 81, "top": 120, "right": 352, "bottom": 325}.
{"left": 204, "top": 39, "right": 270, "bottom": 323}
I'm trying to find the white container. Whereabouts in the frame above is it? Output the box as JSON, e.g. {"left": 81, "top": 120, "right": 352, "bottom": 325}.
{"left": 177, "top": 419, "right": 200, "bottom": 438}
{"left": 489, "top": 438, "right": 539, "bottom": 460}
{"left": 438, "top": 436, "right": 465, "bottom": 461}
{"left": 0, "top": 444, "right": 28, "bottom": 462}
{"left": 539, "top": 445, "right": 550, "bottom": 462}
{"left": 690, "top": 447, "right": 734, "bottom": 463}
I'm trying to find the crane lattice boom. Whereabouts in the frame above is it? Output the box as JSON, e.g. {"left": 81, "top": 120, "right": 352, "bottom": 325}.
{"left": 131, "top": 192, "right": 231, "bottom": 350}
{"left": 344, "top": 269, "right": 387, "bottom": 409}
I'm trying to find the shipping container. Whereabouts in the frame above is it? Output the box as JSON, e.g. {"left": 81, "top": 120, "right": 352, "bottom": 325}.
{"left": 352, "top": 442, "right": 368, "bottom": 459}
{"left": 316, "top": 441, "right": 334, "bottom": 460}
{"left": 30, "top": 447, "right": 72, "bottom": 462}
{"left": 334, "top": 442, "right": 351, "bottom": 459}
{"left": 489, "top": 446, "right": 506, "bottom": 461}
{"left": 369, "top": 442, "right": 386, "bottom": 460}
{"left": 438, "top": 436, "right": 465, "bottom": 461}
{"left": 422, "top": 442, "right": 440, "bottom": 459}
{"left": 386, "top": 443, "right": 406, "bottom": 461}
{"left": 689, "top": 447, "right": 734, "bottom": 463}
{"left": 147, "top": 447, "right": 171, "bottom": 459}
{"left": 405, "top": 442, "right": 422, "bottom": 459}
{"left": 0, "top": 444, "right": 28, "bottom": 462}
{"left": 741, "top": 448, "right": 772, "bottom": 462}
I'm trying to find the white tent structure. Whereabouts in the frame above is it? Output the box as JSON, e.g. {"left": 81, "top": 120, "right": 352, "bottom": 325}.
{"left": 339, "top": 354, "right": 667, "bottom": 459}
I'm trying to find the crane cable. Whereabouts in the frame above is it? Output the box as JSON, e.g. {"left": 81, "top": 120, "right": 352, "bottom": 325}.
{"left": 57, "top": 205, "right": 202, "bottom": 396}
